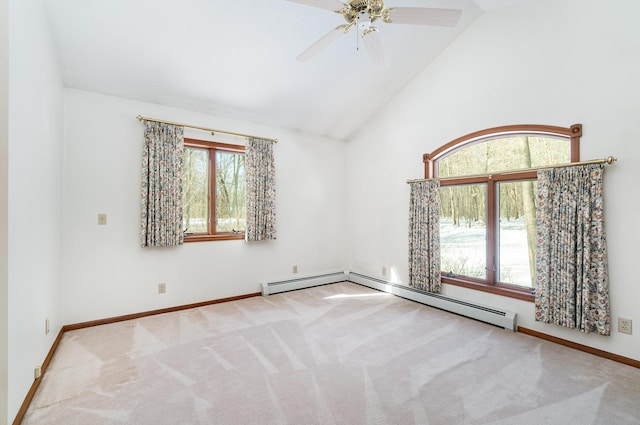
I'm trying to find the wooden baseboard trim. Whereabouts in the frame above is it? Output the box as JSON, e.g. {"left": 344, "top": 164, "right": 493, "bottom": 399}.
{"left": 12, "top": 291, "right": 260, "bottom": 424}
{"left": 518, "top": 326, "right": 640, "bottom": 369}
{"left": 12, "top": 328, "right": 65, "bottom": 425}
{"left": 62, "top": 292, "right": 261, "bottom": 332}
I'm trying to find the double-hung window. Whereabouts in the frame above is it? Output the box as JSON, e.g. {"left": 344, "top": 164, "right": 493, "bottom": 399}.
{"left": 425, "top": 124, "right": 582, "bottom": 300}
{"left": 183, "top": 138, "right": 246, "bottom": 242}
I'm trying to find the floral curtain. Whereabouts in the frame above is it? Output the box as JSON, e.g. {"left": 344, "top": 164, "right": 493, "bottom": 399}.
{"left": 140, "top": 121, "right": 184, "bottom": 247}
{"left": 409, "top": 180, "right": 441, "bottom": 293}
{"left": 535, "top": 164, "right": 610, "bottom": 335}
{"left": 245, "top": 137, "right": 276, "bottom": 241}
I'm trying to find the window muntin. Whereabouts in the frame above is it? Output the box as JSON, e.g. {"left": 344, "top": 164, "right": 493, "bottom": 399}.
{"left": 183, "top": 138, "right": 245, "bottom": 242}
{"left": 427, "top": 124, "right": 581, "bottom": 301}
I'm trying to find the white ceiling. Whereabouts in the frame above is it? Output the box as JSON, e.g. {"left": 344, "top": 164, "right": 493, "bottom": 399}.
{"left": 43, "top": 0, "right": 503, "bottom": 140}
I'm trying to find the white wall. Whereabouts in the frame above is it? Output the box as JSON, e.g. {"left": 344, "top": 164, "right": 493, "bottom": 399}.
{"left": 346, "top": 0, "right": 640, "bottom": 361}
{"left": 0, "top": 0, "right": 9, "bottom": 420}
{"left": 7, "top": 0, "right": 64, "bottom": 420}
{"left": 61, "top": 89, "right": 347, "bottom": 324}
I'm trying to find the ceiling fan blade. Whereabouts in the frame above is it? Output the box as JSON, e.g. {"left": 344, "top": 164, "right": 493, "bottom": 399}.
{"left": 362, "top": 28, "right": 387, "bottom": 69}
{"left": 385, "top": 7, "right": 462, "bottom": 27}
{"left": 286, "top": 0, "right": 345, "bottom": 12}
{"left": 297, "top": 25, "right": 349, "bottom": 62}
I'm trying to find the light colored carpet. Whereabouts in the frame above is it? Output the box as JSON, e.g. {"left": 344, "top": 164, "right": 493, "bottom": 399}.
{"left": 22, "top": 282, "right": 640, "bottom": 424}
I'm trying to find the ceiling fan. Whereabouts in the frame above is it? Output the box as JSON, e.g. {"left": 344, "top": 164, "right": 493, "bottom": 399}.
{"left": 288, "top": 0, "right": 462, "bottom": 67}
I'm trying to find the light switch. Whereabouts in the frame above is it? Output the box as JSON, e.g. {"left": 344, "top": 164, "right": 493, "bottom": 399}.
{"left": 98, "top": 213, "right": 107, "bottom": 225}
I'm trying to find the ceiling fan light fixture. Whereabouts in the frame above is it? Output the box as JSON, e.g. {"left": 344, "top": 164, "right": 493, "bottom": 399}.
{"left": 356, "top": 10, "right": 372, "bottom": 30}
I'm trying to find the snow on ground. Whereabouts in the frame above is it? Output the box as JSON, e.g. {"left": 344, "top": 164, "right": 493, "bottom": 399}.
{"left": 440, "top": 217, "right": 533, "bottom": 287}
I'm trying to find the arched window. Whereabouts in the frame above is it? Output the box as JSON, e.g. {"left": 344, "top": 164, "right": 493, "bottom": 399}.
{"left": 424, "top": 124, "right": 582, "bottom": 301}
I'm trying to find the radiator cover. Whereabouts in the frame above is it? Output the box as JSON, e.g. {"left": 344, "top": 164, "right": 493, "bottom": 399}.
{"left": 261, "top": 270, "right": 517, "bottom": 331}
{"left": 260, "top": 270, "right": 348, "bottom": 296}
{"left": 347, "top": 272, "right": 517, "bottom": 331}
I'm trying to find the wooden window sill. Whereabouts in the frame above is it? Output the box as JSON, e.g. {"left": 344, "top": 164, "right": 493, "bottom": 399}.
{"left": 441, "top": 276, "right": 535, "bottom": 302}
{"left": 184, "top": 234, "right": 245, "bottom": 243}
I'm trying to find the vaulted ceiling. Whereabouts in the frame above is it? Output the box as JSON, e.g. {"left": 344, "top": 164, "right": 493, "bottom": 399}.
{"left": 43, "top": 0, "right": 524, "bottom": 140}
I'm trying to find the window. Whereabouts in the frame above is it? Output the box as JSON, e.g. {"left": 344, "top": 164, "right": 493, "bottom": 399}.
{"left": 425, "top": 124, "right": 582, "bottom": 301}
{"left": 183, "top": 138, "right": 246, "bottom": 242}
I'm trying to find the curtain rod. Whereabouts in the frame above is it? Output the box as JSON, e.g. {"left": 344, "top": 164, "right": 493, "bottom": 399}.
{"left": 406, "top": 156, "right": 617, "bottom": 184}
{"left": 136, "top": 115, "right": 278, "bottom": 143}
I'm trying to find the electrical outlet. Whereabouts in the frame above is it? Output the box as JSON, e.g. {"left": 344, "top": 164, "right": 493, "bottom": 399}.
{"left": 292, "top": 265, "right": 298, "bottom": 274}
{"left": 158, "top": 283, "right": 166, "bottom": 294}
{"left": 618, "top": 318, "right": 632, "bottom": 334}
{"left": 97, "top": 213, "right": 107, "bottom": 225}
{"left": 45, "top": 318, "right": 50, "bottom": 335}
{"left": 382, "top": 266, "right": 387, "bottom": 276}
{"left": 34, "top": 366, "right": 41, "bottom": 379}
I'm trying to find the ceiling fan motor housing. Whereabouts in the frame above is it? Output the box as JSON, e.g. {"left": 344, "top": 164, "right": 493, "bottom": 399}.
{"left": 342, "top": 0, "right": 385, "bottom": 24}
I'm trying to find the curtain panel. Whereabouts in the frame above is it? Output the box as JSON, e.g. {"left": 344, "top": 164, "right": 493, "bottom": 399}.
{"left": 408, "top": 180, "right": 441, "bottom": 293}
{"left": 140, "top": 121, "right": 185, "bottom": 247}
{"left": 535, "top": 164, "right": 610, "bottom": 335}
{"left": 245, "top": 137, "right": 276, "bottom": 241}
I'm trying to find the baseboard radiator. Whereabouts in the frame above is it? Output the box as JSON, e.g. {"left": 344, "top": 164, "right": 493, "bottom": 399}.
{"left": 261, "top": 270, "right": 348, "bottom": 296}
{"left": 260, "top": 270, "right": 516, "bottom": 332}
{"left": 347, "top": 272, "right": 517, "bottom": 332}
